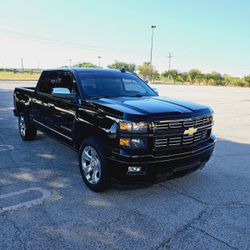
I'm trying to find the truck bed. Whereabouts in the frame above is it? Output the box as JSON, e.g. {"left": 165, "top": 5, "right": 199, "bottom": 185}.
{"left": 13, "top": 87, "right": 36, "bottom": 116}
{"left": 15, "top": 86, "right": 36, "bottom": 93}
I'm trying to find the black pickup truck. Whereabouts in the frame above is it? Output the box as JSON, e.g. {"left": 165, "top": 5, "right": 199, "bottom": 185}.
{"left": 13, "top": 68, "right": 216, "bottom": 191}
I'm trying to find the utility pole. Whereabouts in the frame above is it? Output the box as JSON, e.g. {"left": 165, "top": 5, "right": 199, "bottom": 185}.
{"left": 168, "top": 53, "right": 173, "bottom": 71}
{"left": 69, "top": 59, "right": 72, "bottom": 67}
{"left": 21, "top": 58, "right": 24, "bottom": 72}
{"left": 149, "top": 25, "right": 156, "bottom": 66}
{"left": 98, "top": 56, "right": 102, "bottom": 67}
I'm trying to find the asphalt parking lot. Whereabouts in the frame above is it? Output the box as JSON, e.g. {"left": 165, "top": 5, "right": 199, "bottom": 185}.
{"left": 0, "top": 81, "right": 249, "bottom": 250}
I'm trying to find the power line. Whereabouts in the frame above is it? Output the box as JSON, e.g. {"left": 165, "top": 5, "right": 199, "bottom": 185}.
{"left": 0, "top": 28, "right": 140, "bottom": 54}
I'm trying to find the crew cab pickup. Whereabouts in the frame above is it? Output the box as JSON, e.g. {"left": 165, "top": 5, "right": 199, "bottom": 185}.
{"left": 13, "top": 68, "right": 216, "bottom": 191}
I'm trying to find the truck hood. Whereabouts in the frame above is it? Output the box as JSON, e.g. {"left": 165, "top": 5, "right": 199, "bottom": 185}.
{"left": 85, "top": 96, "right": 213, "bottom": 121}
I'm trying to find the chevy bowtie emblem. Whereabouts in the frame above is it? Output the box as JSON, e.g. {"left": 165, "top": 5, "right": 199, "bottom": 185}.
{"left": 184, "top": 127, "right": 197, "bottom": 136}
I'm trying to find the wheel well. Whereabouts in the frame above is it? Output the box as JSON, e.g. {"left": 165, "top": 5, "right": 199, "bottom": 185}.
{"left": 16, "top": 102, "right": 32, "bottom": 118}
{"left": 16, "top": 102, "right": 26, "bottom": 115}
{"left": 74, "top": 127, "right": 108, "bottom": 151}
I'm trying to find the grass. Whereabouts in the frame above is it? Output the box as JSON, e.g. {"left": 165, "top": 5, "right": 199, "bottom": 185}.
{"left": 0, "top": 71, "right": 40, "bottom": 81}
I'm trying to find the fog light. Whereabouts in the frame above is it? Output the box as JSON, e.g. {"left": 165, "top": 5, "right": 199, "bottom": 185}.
{"left": 128, "top": 166, "right": 142, "bottom": 172}
{"left": 131, "top": 138, "right": 144, "bottom": 148}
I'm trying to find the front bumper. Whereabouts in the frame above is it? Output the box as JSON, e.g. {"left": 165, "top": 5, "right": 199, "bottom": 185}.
{"left": 108, "top": 134, "right": 216, "bottom": 189}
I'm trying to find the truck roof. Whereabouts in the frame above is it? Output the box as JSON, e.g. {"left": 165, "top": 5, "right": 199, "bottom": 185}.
{"left": 44, "top": 68, "right": 133, "bottom": 75}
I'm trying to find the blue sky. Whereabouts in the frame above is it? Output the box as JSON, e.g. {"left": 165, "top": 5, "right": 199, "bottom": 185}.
{"left": 0, "top": 0, "right": 249, "bottom": 76}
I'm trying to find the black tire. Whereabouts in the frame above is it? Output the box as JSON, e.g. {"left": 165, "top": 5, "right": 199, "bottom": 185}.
{"left": 79, "top": 137, "right": 110, "bottom": 192}
{"left": 18, "top": 113, "right": 37, "bottom": 141}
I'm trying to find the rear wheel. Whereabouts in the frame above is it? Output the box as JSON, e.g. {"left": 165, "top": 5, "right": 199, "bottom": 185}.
{"left": 79, "top": 137, "right": 110, "bottom": 192}
{"left": 18, "top": 114, "right": 37, "bottom": 140}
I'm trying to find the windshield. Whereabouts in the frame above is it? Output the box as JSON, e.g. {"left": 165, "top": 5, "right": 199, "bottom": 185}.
{"left": 77, "top": 72, "right": 157, "bottom": 98}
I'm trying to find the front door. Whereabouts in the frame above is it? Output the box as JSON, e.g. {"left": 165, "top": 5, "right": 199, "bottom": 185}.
{"left": 49, "top": 70, "right": 78, "bottom": 144}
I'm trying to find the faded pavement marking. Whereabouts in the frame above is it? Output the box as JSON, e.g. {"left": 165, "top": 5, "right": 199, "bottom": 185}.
{"left": 0, "top": 145, "right": 14, "bottom": 152}
{"left": 0, "top": 187, "right": 59, "bottom": 213}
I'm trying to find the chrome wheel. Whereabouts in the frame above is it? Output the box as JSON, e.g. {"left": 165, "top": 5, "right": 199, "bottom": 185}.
{"left": 81, "top": 146, "right": 101, "bottom": 184}
{"left": 19, "top": 116, "right": 26, "bottom": 136}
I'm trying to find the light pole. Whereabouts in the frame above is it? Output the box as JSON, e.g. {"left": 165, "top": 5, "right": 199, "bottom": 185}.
{"left": 149, "top": 25, "right": 156, "bottom": 66}
{"left": 98, "top": 56, "right": 102, "bottom": 67}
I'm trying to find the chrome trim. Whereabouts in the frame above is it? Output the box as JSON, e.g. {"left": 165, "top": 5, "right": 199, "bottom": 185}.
{"left": 60, "top": 125, "right": 72, "bottom": 132}
{"left": 33, "top": 119, "right": 73, "bottom": 141}
{"left": 106, "top": 115, "right": 122, "bottom": 123}
{"left": 157, "top": 116, "right": 212, "bottom": 123}
{"left": 110, "top": 141, "right": 215, "bottom": 163}
{"left": 77, "top": 117, "right": 93, "bottom": 126}
{"left": 55, "top": 106, "right": 75, "bottom": 115}
{"left": 78, "top": 108, "right": 97, "bottom": 114}
{"left": 47, "top": 103, "right": 55, "bottom": 108}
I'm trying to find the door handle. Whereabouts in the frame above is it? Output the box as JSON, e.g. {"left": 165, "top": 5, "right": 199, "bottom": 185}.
{"left": 47, "top": 103, "right": 55, "bottom": 109}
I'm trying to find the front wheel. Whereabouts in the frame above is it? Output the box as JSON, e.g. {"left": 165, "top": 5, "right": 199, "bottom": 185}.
{"left": 18, "top": 114, "right": 37, "bottom": 140}
{"left": 79, "top": 137, "right": 110, "bottom": 192}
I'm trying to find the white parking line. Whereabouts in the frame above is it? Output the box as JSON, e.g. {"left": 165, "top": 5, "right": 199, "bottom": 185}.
{"left": 0, "top": 187, "right": 53, "bottom": 213}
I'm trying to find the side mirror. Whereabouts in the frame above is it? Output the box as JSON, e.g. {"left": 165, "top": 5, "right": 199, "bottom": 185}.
{"left": 52, "top": 87, "right": 75, "bottom": 100}
{"left": 152, "top": 88, "right": 159, "bottom": 95}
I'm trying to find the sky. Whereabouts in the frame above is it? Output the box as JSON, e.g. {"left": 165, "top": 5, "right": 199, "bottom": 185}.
{"left": 0, "top": 0, "right": 249, "bottom": 76}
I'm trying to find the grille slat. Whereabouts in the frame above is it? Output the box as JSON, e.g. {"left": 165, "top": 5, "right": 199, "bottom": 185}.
{"left": 155, "top": 116, "right": 212, "bottom": 131}
{"left": 154, "top": 116, "right": 212, "bottom": 150}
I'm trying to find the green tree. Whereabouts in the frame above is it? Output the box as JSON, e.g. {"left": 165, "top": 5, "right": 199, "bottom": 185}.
{"left": 107, "top": 61, "right": 136, "bottom": 73}
{"left": 243, "top": 75, "right": 250, "bottom": 87}
{"left": 73, "top": 62, "right": 99, "bottom": 68}
{"left": 188, "top": 69, "right": 202, "bottom": 83}
{"left": 138, "top": 62, "right": 158, "bottom": 81}
{"left": 208, "top": 71, "right": 225, "bottom": 85}
{"left": 177, "top": 72, "right": 188, "bottom": 83}
{"left": 162, "top": 69, "right": 179, "bottom": 83}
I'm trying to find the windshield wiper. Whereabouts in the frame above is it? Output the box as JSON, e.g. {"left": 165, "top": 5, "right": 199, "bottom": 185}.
{"left": 88, "top": 96, "right": 109, "bottom": 99}
{"left": 128, "top": 94, "right": 145, "bottom": 97}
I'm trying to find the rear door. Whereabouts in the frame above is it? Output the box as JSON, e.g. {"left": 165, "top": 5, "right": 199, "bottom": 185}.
{"left": 32, "top": 71, "right": 57, "bottom": 129}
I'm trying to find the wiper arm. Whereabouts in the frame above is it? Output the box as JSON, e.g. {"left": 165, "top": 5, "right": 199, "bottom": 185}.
{"left": 128, "top": 94, "right": 145, "bottom": 97}
{"left": 88, "top": 96, "right": 108, "bottom": 99}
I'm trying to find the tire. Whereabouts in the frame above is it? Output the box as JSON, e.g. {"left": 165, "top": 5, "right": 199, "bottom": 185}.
{"left": 18, "top": 113, "right": 37, "bottom": 141}
{"left": 79, "top": 137, "right": 110, "bottom": 192}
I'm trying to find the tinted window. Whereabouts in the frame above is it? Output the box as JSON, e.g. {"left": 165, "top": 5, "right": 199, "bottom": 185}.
{"left": 56, "top": 71, "right": 75, "bottom": 93}
{"left": 123, "top": 78, "right": 146, "bottom": 93}
{"left": 37, "top": 71, "right": 57, "bottom": 95}
{"left": 77, "top": 73, "right": 156, "bottom": 98}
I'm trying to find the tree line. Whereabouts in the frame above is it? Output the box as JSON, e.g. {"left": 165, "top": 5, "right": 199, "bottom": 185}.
{"left": 1, "top": 61, "right": 249, "bottom": 87}
{"left": 72, "top": 61, "right": 250, "bottom": 87}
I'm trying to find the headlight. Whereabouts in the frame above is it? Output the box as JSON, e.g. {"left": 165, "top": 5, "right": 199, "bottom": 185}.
{"left": 119, "top": 138, "right": 147, "bottom": 149}
{"left": 119, "top": 122, "right": 148, "bottom": 133}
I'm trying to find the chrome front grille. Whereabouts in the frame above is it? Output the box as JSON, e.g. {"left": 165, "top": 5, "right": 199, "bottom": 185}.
{"left": 153, "top": 116, "right": 212, "bottom": 150}
{"left": 154, "top": 116, "right": 212, "bottom": 131}
{"left": 154, "top": 130, "right": 209, "bottom": 149}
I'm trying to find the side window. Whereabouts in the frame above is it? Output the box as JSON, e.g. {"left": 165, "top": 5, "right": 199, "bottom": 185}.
{"left": 56, "top": 71, "right": 75, "bottom": 93}
{"left": 37, "top": 71, "right": 57, "bottom": 95}
{"left": 123, "top": 78, "right": 146, "bottom": 93}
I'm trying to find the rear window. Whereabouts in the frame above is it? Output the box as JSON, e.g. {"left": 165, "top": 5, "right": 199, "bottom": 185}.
{"left": 37, "top": 71, "right": 57, "bottom": 95}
